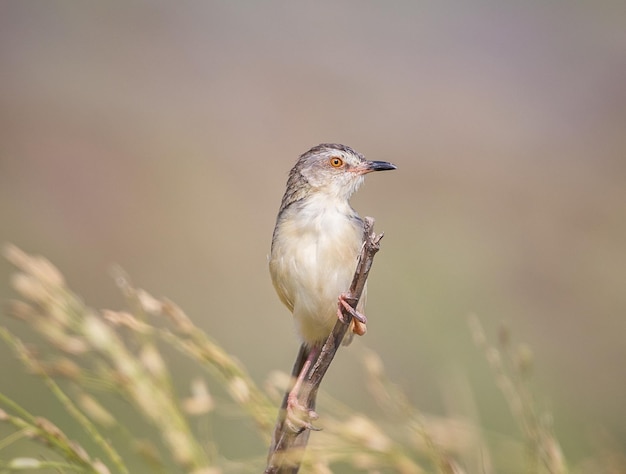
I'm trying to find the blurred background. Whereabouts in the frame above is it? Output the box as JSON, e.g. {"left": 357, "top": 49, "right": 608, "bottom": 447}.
{"left": 1, "top": 0, "right": 625, "bottom": 470}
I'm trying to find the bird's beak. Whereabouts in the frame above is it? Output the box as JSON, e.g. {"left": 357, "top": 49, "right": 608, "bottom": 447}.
{"left": 358, "top": 160, "right": 397, "bottom": 174}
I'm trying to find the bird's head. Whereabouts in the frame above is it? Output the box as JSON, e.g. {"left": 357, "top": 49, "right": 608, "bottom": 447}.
{"left": 293, "top": 143, "right": 396, "bottom": 201}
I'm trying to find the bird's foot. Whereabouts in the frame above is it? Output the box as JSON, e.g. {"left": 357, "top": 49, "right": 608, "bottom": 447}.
{"left": 337, "top": 293, "right": 367, "bottom": 335}
{"left": 286, "top": 392, "right": 320, "bottom": 433}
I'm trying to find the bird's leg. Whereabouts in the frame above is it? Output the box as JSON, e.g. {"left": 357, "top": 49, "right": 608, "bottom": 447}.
{"left": 337, "top": 293, "right": 368, "bottom": 335}
{"left": 286, "top": 344, "right": 320, "bottom": 432}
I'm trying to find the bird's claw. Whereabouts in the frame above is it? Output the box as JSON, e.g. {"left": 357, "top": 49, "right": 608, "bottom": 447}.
{"left": 286, "top": 394, "right": 320, "bottom": 433}
{"left": 337, "top": 293, "right": 367, "bottom": 325}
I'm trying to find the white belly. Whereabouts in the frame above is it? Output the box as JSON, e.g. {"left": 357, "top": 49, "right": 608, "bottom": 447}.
{"left": 269, "top": 201, "right": 364, "bottom": 344}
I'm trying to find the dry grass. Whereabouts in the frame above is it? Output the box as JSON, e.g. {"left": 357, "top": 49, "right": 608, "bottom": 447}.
{"left": 0, "top": 245, "right": 620, "bottom": 473}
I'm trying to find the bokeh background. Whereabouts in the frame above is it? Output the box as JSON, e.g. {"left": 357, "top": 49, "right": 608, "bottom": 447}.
{"left": 1, "top": 1, "right": 625, "bottom": 470}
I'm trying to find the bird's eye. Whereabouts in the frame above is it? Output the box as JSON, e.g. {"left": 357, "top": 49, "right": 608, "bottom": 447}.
{"left": 330, "top": 157, "right": 343, "bottom": 168}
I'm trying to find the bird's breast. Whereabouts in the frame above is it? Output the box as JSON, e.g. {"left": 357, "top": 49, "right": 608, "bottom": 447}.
{"left": 269, "top": 199, "right": 364, "bottom": 343}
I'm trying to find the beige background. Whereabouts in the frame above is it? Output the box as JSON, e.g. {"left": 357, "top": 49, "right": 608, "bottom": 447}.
{"left": 1, "top": 1, "right": 625, "bottom": 468}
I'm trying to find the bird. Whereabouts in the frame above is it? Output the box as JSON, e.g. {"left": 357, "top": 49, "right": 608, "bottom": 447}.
{"left": 269, "top": 143, "right": 396, "bottom": 429}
